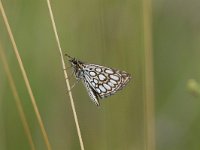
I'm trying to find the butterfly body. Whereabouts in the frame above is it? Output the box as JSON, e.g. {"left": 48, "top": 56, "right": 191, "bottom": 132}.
{"left": 67, "top": 55, "right": 131, "bottom": 106}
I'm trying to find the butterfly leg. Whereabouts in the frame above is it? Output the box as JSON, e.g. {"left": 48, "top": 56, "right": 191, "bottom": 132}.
{"left": 64, "top": 66, "right": 72, "bottom": 70}
{"left": 66, "top": 79, "right": 80, "bottom": 93}
{"left": 65, "top": 70, "right": 74, "bottom": 80}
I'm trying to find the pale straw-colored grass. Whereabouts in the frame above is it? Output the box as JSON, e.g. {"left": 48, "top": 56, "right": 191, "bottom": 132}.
{"left": 142, "top": 0, "right": 156, "bottom": 149}
{"left": 46, "top": 0, "right": 85, "bottom": 150}
{"left": 0, "top": 1, "right": 52, "bottom": 150}
{"left": 0, "top": 45, "right": 36, "bottom": 150}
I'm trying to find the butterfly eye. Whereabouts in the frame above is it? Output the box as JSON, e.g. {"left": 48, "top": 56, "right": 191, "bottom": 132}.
{"left": 72, "top": 61, "right": 77, "bottom": 65}
{"left": 69, "top": 59, "right": 77, "bottom": 65}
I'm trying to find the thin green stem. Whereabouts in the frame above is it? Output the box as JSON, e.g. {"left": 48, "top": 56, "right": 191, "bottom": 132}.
{"left": 46, "top": 0, "right": 85, "bottom": 150}
{"left": 0, "top": 45, "right": 36, "bottom": 150}
{"left": 0, "top": 1, "right": 52, "bottom": 150}
{"left": 142, "top": 0, "right": 156, "bottom": 149}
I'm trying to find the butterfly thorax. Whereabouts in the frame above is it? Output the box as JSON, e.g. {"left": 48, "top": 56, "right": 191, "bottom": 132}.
{"left": 69, "top": 58, "right": 85, "bottom": 79}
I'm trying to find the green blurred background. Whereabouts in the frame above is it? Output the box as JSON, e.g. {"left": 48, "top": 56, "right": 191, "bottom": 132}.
{"left": 0, "top": 0, "right": 200, "bottom": 150}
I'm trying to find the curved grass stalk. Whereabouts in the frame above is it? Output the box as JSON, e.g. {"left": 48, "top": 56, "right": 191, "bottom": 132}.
{"left": 0, "top": 1, "right": 52, "bottom": 150}
{"left": 0, "top": 45, "right": 36, "bottom": 150}
{"left": 46, "top": 0, "right": 85, "bottom": 150}
{"left": 142, "top": 0, "right": 156, "bottom": 149}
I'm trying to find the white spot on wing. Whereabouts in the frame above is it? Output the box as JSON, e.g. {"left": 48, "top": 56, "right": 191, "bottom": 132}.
{"left": 89, "top": 71, "right": 96, "bottom": 76}
{"left": 99, "top": 85, "right": 106, "bottom": 92}
{"left": 110, "top": 75, "right": 120, "bottom": 81}
{"left": 95, "top": 68, "right": 102, "bottom": 72}
{"left": 96, "top": 88, "right": 101, "bottom": 94}
{"left": 99, "top": 74, "right": 106, "bottom": 81}
{"left": 91, "top": 82, "right": 96, "bottom": 87}
{"left": 103, "top": 83, "right": 111, "bottom": 90}
{"left": 93, "top": 79, "right": 98, "bottom": 84}
{"left": 110, "top": 79, "right": 117, "bottom": 84}
{"left": 108, "top": 82, "right": 115, "bottom": 87}
{"left": 105, "top": 69, "right": 114, "bottom": 74}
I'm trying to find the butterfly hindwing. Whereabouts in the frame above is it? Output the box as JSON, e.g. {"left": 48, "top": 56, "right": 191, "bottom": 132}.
{"left": 83, "top": 64, "right": 131, "bottom": 99}
{"left": 82, "top": 79, "right": 100, "bottom": 106}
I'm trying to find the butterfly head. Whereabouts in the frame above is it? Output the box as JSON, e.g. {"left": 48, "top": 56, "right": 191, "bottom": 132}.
{"left": 65, "top": 53, "right": 82, "bottom": 66}
{"left": 65, "top": 53, "right": 85, "bottom": 78}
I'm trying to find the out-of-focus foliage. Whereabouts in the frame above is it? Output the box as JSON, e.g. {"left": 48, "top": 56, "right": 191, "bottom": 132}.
{"left": 0, "top": 0, "right": 200, "bottom": 150}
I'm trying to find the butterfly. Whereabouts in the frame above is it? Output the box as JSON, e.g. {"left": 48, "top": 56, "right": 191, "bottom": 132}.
{"left": 65, "top": 54, "right": 131, "bottom": 106}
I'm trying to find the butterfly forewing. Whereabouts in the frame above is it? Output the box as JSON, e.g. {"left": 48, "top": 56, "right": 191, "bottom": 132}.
{"left": 82, "top": 79, "right": 100, "bottom": 106}
{"left": 67, "top": 55, "right": 131, "bottom": 106}
{"left": 83, "top": 64, "right": 131, "bottom": 99}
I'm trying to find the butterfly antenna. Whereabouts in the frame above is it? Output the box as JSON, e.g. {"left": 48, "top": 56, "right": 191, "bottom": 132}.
{"left": 65, "top": 53, "right": 73, "bottom": 59}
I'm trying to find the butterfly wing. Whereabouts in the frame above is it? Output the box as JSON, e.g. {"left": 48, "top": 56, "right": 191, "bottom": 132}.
{"left": 82, "top": 79, "right": 100, "bottom": 106}
{"left": 83, "top": 64, "right": 131, "bottom": 99}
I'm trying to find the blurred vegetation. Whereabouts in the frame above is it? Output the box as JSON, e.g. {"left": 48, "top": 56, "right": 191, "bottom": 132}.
{"left": 0, "top": 0, "right": 200, "bottom": 150}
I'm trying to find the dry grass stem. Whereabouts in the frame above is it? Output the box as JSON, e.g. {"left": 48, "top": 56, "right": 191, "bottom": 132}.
{"left": 46, "top": 0, "right": 85, "bottom": 150}
{"left": 0, "top": 45, "right": 36, "bottom": 150}
{"left": 0, "top": 1, "right": 52, "bottom": 150}
{"left": 142, "top": 0, "right": 156, "bottom": 149}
